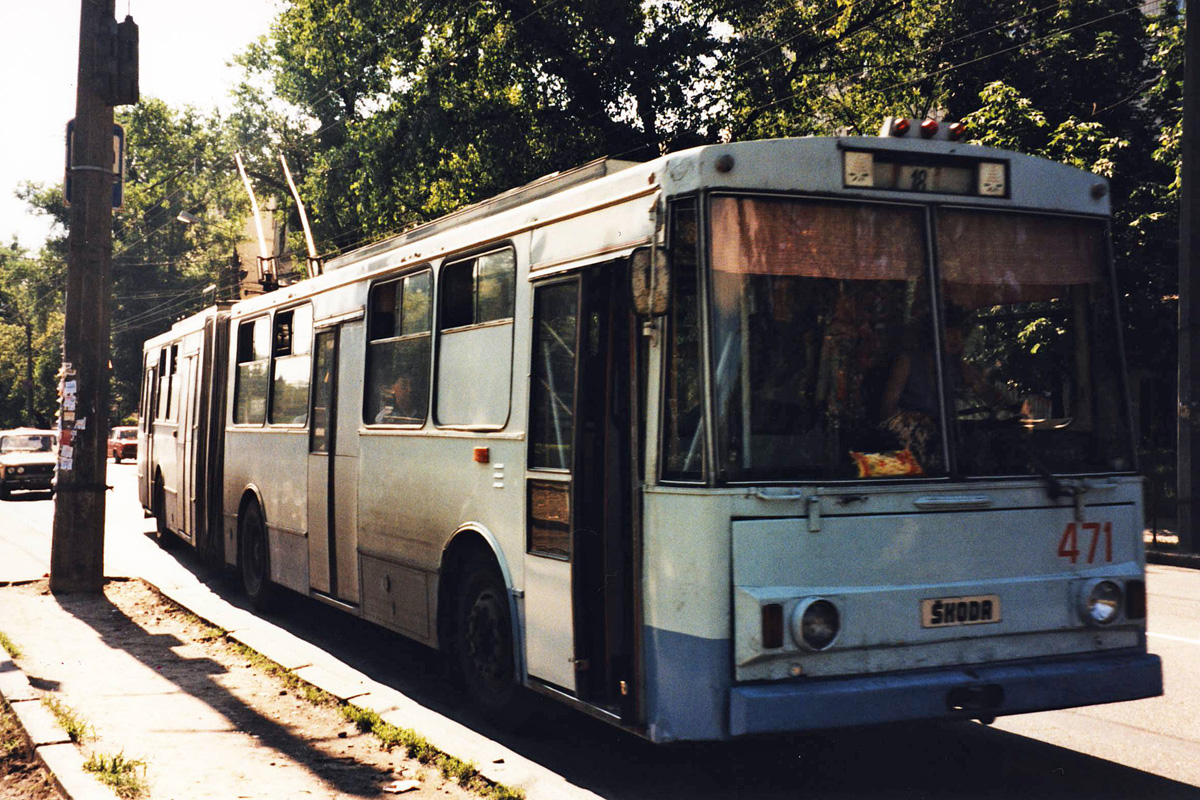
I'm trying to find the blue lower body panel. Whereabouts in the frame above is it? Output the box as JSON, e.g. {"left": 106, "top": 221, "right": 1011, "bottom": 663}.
{"left": 730, "top": 650, "right": 1162, "bottom": 736}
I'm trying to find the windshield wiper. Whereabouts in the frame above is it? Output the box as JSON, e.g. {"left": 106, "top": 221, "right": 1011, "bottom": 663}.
{"left": 1021, "top": 441, "right": 1091, "bottom": 517}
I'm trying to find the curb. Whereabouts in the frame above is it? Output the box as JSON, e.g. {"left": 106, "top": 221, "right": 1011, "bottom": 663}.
{"left": 1147, "top": 550, "right": 1200, "bottom": 569}
{"left": 0, "top": 657, "right": 119, "bottom": 800}
{"left": 144, "top": 578, "right": 603, "bottom": 800}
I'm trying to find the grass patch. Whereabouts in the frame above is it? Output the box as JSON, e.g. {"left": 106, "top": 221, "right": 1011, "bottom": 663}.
{"left": 0, "top": 629, "right": 21, "bottom": 660}
{"left": 83, "top": 751, "right": 147, "bottom": 798}
{"left": 226, "top": 640, "right": 337, "bottom": 707}
{"left": 1, "top": 698, "right": 25, "bottom": 757}
{"left": 182, "top": 612, "right": 227, "bottom": 642}
{"left": 42, "top": 696, "right": 91, "bottom": 743}
{"left": 214, "top": 629, "right": 523, "bottom": 799}
{"left": 339, "top": 705, "right": 524, "bottom": 800}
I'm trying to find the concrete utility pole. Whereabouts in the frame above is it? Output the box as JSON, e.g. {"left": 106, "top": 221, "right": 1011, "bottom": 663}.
{"left": 50, "top": 0, "right": 122, "bottom": 592}
{"left": 1178, "top": 0, "right": 1198, "bottom": 556}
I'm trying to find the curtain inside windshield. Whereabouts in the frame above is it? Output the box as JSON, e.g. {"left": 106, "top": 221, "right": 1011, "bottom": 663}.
{"left": 936, "top": 209, "right": 1132, "bottom": 475}
{"left": 709, "top": 196, "right": 940, "bottom": 480}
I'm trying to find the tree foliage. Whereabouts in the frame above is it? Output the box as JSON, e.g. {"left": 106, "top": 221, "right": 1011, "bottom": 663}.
{"left": 0, "top": 0, "right": 1183, "bottom": 439}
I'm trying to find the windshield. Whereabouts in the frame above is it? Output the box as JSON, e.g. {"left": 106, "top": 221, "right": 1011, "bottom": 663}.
{"left": 117, "top": 429, "right": 137, "bottom": 440}
{"left": 0, "top": 434, "right": 55, "bottom": 454}
{"left": 937, "top": 208, "right": 1132, "bottom": 476}
{"left": 702, "top": 195, "right": 1132, "bottom": 482}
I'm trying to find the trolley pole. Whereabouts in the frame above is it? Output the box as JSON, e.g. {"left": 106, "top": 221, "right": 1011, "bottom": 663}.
{"left": 50, "top": 0, "right": 119, "bottom": 592}
{"left": 1178, "top": 0, "right": 1199, "bottom": 555}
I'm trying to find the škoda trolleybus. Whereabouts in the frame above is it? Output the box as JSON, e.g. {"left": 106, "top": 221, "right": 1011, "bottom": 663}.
{"left": 140, "top": 122, "right": 1162, "bottom": 742}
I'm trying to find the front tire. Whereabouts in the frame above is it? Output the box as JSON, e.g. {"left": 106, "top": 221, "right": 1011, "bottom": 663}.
{"left": 455, "top": 557, "right": 523, "bottom": 718}
{"left": 240, "top": 501, "right": 274, "bottom": 610}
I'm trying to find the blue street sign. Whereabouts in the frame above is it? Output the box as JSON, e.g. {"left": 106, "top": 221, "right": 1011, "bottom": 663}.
{"left": 64, "top": 120, "right": 125, "bottom": 211}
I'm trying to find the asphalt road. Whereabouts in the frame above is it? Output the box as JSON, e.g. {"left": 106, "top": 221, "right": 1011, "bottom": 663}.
{"left": 3, "top": 464, "right": 1200, "bottom": 799}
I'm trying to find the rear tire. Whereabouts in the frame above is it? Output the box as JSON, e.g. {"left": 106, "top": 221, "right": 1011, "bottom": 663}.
{"left": 454, "top": 556, "right": 525, "bottom": 720}
{"left": 152, "top": 475, "right": 175, "bottom": 549}
{"left": 240, "top": 501, "right": 274, "bottom": 611}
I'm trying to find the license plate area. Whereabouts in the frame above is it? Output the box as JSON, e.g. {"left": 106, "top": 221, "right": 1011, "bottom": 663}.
{"left": 921, "top": 595, "right": 1001, "bottom": 628}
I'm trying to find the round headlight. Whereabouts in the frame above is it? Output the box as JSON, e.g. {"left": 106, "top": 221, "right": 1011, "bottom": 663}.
{"left": 1081, "top": 579, "right": 1122, "bottom": 626}
{"left": 16, "top": 466, "right": 24, "bottom": 474}
{"left": 791, "top": 598, "right": 841, "bottom": 651}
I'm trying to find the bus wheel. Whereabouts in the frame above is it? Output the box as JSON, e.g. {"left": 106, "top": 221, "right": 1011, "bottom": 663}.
{"left": 239, "top": 501, "right": 273, "bottom": 610}
{"left": 455, "top": 557, "right": 521, "bottom": 717}
{"left": 152, "top": 476, "right": 174, "bottom": 549}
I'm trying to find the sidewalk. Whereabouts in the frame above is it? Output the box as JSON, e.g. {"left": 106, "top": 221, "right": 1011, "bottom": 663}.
{"left": 0, "top": 558, "right": 601, "bottom": 800}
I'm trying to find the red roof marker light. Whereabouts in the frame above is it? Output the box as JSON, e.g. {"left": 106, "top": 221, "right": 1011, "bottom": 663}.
{"left": 920, "top": 118, "right": 939, "bottom": 138}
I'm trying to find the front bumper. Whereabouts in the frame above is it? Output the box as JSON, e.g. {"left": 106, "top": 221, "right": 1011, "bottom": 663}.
{"left": 729, "top": 649, "right": 1162, "bottom": 736}
{"left": 2, "top": 475, "right": 53, "bottom": 491}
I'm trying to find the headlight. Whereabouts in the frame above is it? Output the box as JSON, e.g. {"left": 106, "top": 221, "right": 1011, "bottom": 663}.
{"left": 791, "top": 598, "right": 841, "bottom": 651}
{"left": 16, "top": 466, "right": 24, "bottom": 474}
{"left": 1080, "top": 579, "right": 1123, "bottom": 626}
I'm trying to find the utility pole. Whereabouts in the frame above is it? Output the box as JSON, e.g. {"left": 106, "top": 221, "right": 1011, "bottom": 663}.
{"left": 50, "top": 0, "right": 137, "bottom": 592}
{"left": 1178, "top": 0, "right": 1198, "bottom": 556}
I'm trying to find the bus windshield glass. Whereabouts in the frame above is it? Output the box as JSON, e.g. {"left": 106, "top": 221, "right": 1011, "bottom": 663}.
{"left": 706, "top": 196, "right": 1133, "bottom": 482}
{"left": 936, "top": 208, "right": 1132, "bottom": 477}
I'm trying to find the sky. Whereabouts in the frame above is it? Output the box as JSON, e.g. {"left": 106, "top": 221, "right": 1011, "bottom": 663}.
{"left": 0, "top": 0, "right": 282, "bottom": 249}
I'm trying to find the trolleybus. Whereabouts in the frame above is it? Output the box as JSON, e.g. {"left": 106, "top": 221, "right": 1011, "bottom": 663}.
{"left": 139, "top": 121, "right": 1162, "bottom": 742}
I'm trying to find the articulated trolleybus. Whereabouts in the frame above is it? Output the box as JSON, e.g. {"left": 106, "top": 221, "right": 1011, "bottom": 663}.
{"left": 140, "top": 121, "right": 1161, "bottom": 742}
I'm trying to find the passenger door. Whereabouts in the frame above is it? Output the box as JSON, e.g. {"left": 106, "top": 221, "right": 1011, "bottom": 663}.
{"left": 307, "top": 323, "right": 361, "bottom": 603}
{"left": 524, "top": 262, "right": 637, "bottom": 715}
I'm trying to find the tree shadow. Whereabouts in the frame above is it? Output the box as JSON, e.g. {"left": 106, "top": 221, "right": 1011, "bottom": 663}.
{"left": 53, "top": 584, "right": 393, "bottom": 798}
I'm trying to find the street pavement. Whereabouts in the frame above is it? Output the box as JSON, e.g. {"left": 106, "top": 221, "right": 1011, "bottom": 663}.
{"left": 3, "top": 463, "right": 1200, "bottom": 799}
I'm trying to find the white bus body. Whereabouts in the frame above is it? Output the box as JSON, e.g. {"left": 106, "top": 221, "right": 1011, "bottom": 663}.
{"left": 141, "top": 134, "right": 1161, "bottom": 742}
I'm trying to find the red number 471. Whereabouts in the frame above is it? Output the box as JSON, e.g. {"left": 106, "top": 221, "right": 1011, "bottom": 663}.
{"left": 1057, "top": 522, "right": 1113, "bottom": 564}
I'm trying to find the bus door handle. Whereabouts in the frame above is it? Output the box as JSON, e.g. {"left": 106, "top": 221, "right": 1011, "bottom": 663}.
{"left": 913, "top": 495, "right": 992, "bottom": 510}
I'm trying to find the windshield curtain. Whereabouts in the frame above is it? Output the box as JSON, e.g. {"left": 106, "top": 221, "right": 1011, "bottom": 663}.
{"left": 709, "top": 196, "right": 941, "bottom": 481}
{"left": 936, "top": 209, "right": 1132, "bottom": 476}
{"left": 702, "top": 196, "right": 1132, "bottom": 483}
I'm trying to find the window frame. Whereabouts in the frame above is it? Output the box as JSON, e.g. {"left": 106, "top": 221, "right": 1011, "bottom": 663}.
{"left": 433, "top": 243, "right": 518, "bottom": 431}
{"left": 363, "top": 266, "right": 435, "bottom": 428}
{"left": 267, "top": 303, "right": 314, "bottom": 427}
{"left": 436, "top": 246, "right": 516, "bottom": 333}
{"left": 232, "top": 314, "right": 272, "bottom": 427}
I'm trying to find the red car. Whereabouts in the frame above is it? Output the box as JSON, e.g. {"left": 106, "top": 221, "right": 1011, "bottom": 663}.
{"left": 109, "top": 426, "right": 138, "bottom": 462}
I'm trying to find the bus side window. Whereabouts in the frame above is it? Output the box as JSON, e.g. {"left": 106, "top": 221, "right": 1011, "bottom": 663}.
{"left": 234, "top": 317, "right": 270, "bottom": 425}
{"left": 155, "top": 347, "right": 169, "bottom": 421}
{"left": 365, "top": 271, "right": 432, "bottom": 426}
{"left": 436, "top": 248, "right": 515, "bottom": 427}
{"left": 270, "top": 305, "right": 312, "bottom": 425}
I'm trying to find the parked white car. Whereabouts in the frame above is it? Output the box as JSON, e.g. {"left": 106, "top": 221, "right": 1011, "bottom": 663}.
{"left": 0, "top": 428, "right": 57, "bottom": 499}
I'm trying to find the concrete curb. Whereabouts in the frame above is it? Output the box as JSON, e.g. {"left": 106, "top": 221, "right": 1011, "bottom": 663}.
{"left": 1147, "top": 550, "right": 1200, "bottom": 569}
{"left": 147, "top": 579, "right": 603, "bottom": 800}
{"left": 0, "top": 656, "right": 119, "bottom": 800}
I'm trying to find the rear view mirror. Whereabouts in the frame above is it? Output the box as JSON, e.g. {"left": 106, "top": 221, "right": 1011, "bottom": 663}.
{"left": 631, "top": 247, "right": 670, "bottom": 316}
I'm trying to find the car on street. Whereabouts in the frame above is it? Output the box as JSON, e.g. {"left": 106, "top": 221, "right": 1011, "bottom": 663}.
{"left": 108, "top": 425, "right": 138, "bottom": 462}
{"left": 0, "top": 428, "right": 57, "bottom": 499}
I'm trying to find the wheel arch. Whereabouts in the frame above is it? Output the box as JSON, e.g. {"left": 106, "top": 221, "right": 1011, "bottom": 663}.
{"left": 437, "top": 523, "right": 524, "bottom": 679}
{"left": 234, "top": 484, "right": 267, "bottom": 565}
